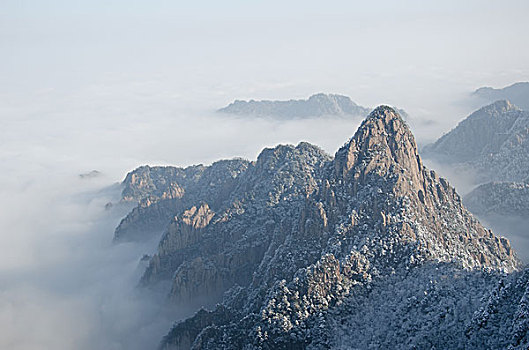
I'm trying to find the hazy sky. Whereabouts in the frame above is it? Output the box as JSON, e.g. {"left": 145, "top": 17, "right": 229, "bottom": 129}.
{"left": 3, "top": 1, "right": 529, "bottom": 119}
{"left": 1, "top": 2, "right": 529, "bottom": 349}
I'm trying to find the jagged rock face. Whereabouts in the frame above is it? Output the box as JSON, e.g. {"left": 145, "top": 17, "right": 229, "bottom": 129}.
{"left": 142, "top": 106, "right": 520, "bottom": 349}
{"left": 218, "top": 93, "right": 371, "bottom": 119}
{"left": 473, "top": 82, "right": 529, "bottom": 110}
{"left": 466, "top": 268, "right": 529, "bottom": 350}
{"left": 332, "top": 108, "right": 515, "bottom": 271}
{"left": 140, "top": 142, "right": 332, "bottom": 308}
{"left": 465, "top": 181, "right": 529, "bottom": 217}
{"left": 121, "top": 165, "right": 203, "bottom": 203}
{"left": 114, "top": 160, "right": 249, "bottom": 242}
{"left": 422, "top": 100, "right": 529, "bottom": 183}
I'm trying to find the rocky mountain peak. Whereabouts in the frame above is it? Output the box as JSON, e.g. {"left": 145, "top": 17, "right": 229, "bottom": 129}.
{"left": 470, "top": 99, "right": 519, "bottom": 119}
{"left": 334, "top": 106, "right": 419, "bottom": 179}
{"left": 327, "top": 106, "right": 518, "bottom": 275}
{"left": 117, "top": 105, "right": 523, "bottom": 349}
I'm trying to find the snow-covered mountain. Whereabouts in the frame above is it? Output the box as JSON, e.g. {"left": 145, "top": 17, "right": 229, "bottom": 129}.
{"left": 115, "top": 106, "right": 524, "bottom": 349}
{"left": 463, "top": 178, "right": 529, "bottom": 262}
{"left": 464, "top": 181, "right": 529, "bottom": 218}
{"left": 422, "top": 100, "right": 529, "bottom": 183}
{"left": 466, "top": 267, "right": 529, "bottom": 349}
{"left": 422, "top": 100, "right": 529, "bottom": 257}
{"left": 114, "top": 161, "right": 250, "bottom": 243}
{"left": 217, "top": 93, "right": 371, "bottom": 118}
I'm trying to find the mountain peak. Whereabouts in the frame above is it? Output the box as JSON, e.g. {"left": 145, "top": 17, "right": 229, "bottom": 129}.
{"left": 334, "top": 105, "right": 418, "bottom": 178}
{"left": 360, "top": 105, "right": 410, "bottom": 138}
{"left": 422, "top": 100, "right": 528, "bottom": 178}
{"left": 368, "top": 104, "right": 404, "bottom": 119}
{"left": 471, "top": 100, "right": 519, "bottom": 119}
{"left": 123, "top": 102, "right": 521, "bottom": 348}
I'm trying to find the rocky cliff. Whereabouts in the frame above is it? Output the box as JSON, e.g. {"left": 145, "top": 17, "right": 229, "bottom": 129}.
{"left": 422, "top": 101, "right": 529, "bottom": 258}
{"left": 140, "top": 142, "right": 332, "bottom": 308}
{"left": 115, "top": 106, "right": 522, "bottom": 349}
{"left": 114, "top": 160, "right": 250, "bottom": 242}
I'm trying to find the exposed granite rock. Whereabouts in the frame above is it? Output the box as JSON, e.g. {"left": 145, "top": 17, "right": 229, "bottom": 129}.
{"left": 160, "top": 306, "right": 237, "bottom": 350}
{"left": 114, "top": 160, "right": 249, "bottom": 242}
{"left": 423, "top": 101, "right": 529, "bottom": 259}
{"left": 140, "top": 142, "right": 332, "bottom": 308}
{"left": 121, "top": 165, "right": 203, "bottom": 203}
{"left": 128, "top": 106, "right": 520, "bottom": 349}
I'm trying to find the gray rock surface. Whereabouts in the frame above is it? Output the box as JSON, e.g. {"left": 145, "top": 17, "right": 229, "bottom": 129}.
{"left": 114, "top": 160, "right": 249, "bottom": 242}
{"left": 422, "top": 100, "right": 529, "bottom": 246}
{"left": 116, "top": 106, "right": 520, "bottom": 349}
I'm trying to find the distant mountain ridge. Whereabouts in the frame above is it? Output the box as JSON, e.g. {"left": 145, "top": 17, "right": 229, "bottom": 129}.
{"left": 423, "top": 100, "right": 529, "bottom": 264}
{"left": 465, "top": 181, "right": 529, "bottom": 217}
{"left": 473, "top": 82, "right": 529, "bottom": 110}
{"left": 422, "top": 100, "right": 529, "bottom": 183}
{"left": 218, "top": 93, "right": 371, "bottom": 118}
{"left": 115, "top": 106, "right": 523, "bottom": 349}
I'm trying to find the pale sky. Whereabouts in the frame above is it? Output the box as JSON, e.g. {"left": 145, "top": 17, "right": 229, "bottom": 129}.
{"left": 2, "top": 0, "right": 529, "bottom": 171}
{"left": 2, "top": 1, "right": 529, "bottom": 111}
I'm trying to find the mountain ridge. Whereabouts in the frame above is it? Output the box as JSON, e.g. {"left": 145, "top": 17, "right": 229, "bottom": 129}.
{"left": 422, "top": 100, "right": 529, "bottom": 183}
{"left": 473, "top": 82, "right": 529, "bottom": 110}
{"left": 114, "top": 106, "right": 522, "bottom": 349}
{"left": 218, "top": 93, "right": 371, "bottom": 118}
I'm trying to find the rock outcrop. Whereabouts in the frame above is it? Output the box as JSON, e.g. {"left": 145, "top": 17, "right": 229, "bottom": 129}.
{"left": 116, "top": 106, "right": 521, "bottom": 349}
{"left": 140, "top": 142, "right": 332, "bottom": 308}
{"left": 423, "top": 101, "right": 529, "bottom": 259}
{"left": 114, "top": 160, "right": 249, "bottom": 242}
